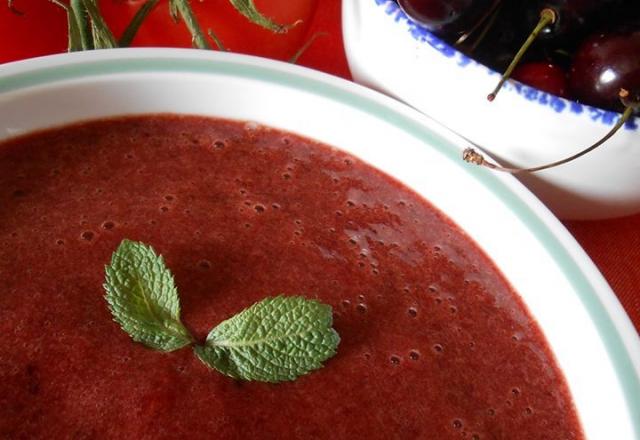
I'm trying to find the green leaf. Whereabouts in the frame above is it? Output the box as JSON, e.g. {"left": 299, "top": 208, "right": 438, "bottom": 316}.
{"left": 228, "top": 0, "right": 299, "bottom": 33}
{"left": 194, "top": 296, "right": 340, "bottom": 382}
{"left": 104, "top": 240, "right": 194, "bottom": 352}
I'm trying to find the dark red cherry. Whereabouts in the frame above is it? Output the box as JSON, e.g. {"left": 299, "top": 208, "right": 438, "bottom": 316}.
{"left": 398, "top": 0, "right": 498, "bottom": 35}
{"left": 569, "top": 29, "right": 640, "bottom": 111}
{"left": 512, "top": 62, "right": 569, "bottom": 97}
{"left": 487, "top": 0, "right": 621, "bottom": 100}
{"left": 527, "top": 0, "right": 621, "bottom": 41}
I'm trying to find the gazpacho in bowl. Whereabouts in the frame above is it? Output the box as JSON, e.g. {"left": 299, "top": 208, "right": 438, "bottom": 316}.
{"left": 0, "top": 49, "right": 638, "bottom": 439}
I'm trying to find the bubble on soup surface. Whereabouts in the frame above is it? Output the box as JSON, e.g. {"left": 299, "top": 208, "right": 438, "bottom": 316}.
{"left": 452, "top": 419, "right": 463, "bottom": 430}
{"left": 409, "top": 350, "right": 420, "bottom": 361}
{"left": 81, "top": 231, "right": 94, "bottom": 241}
{"left": 356, "top": 303, "right": 367, "bottom": 314}
{"left": 408, "top": 307, "right": 417, "bottom": 318}
{"left": 101, "top": 221, "right": 115, "bottom": 230}
{"left": 164, "top": 195, "right": 175, "bottom": 202}
{"left": 160, "top": 206, "right": 169, "bottom": 212}
{"left": 389, "top": 355, "right": 401, "bottom": 365}
{"left": 198, "top": 260, "right": 211, "bottom": 270}
{"left": 433, "top": 344, "right": 444, "bottom": 353}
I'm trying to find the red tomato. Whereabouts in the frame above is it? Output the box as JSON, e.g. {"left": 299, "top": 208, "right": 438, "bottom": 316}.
{"left": 100, "top": 0, "right": 318, "bottom": 60}
{"left": 0, "top": 1, "right": 68, "bottom": 64}
{"left": 0, "top": 0, "right": 317, "bottom": 64}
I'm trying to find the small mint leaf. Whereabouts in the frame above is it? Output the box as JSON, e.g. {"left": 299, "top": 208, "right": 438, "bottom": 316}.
{"left": 194, "top": 296, "right": 340, "bottom": 382}
{"left": 227, "top": 0, "right": 299, "bottom": 33}
{"left": 104, "top": 240, "right": 193, "bottom": 352}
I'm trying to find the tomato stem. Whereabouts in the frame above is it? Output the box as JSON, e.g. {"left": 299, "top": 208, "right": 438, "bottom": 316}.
{"left": 82, "top": 0, "right": 118, "bottom": 49}
{"left": 70, "top": 0, "right": 94, "bottom": 50}
{"left": 169, "top": 0, "right": 211, "bottom": 49}
{"left": 207, "top": 29, "right": 227, "bottom": 51}
{"left": 119, "top": 0, "right": 161, "bottom": 47}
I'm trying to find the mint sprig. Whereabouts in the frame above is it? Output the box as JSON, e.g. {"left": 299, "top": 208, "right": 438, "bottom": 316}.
{"left": 194, "top": 296, "right": 340, "bottom": 382}
{"left": 104, "top": 240, "right": 194, "bottom": 351}
{"left": 103, "top": 240, "right": 339, "bottom": 382}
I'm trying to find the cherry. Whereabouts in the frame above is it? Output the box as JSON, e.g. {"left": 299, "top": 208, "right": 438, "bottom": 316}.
{"left": 397, "top": 0, "right": 498, "bottom": 36}
{"left": 525, "top": 0, "right": 620, "bottom": 41}
{"left": 512, "top": 62, "right": 569, "bottom": 97}
{"left": 569, "top": 29, "right": 640, "bottom": 111}
{"left": 487, "top": 0, "right": 620, "bottom": 100}
{"left": 463, "top": 1, "right": 534, "bottom": 70}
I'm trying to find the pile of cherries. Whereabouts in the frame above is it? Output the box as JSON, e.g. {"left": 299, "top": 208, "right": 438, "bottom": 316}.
{"left": 397, "top": 0, "right": 640, "bottom": 113}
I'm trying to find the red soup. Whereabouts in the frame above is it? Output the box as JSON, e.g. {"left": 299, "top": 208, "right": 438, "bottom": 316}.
{"left": 0, "top": 116, "right": 583, "bottom": 439}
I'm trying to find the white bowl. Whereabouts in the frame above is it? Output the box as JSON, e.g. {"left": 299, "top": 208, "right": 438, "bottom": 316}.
{"left": 1, "top": 49, "right": 639, "bottom": 438}
{"left": 342, "top": 0, "right": 640, "bottom": 220}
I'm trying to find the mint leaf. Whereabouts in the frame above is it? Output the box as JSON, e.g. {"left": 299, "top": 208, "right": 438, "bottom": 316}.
{"left": 194, "top": 296, "right": 340, "bottom": 382}
{"left": 228, "top": 0, "right": 299, "bottom": 33}
{"left": 104, "top": 240, "right": 193, "bottom": 351}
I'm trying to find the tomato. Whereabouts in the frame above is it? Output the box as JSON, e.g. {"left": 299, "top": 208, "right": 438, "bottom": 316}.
{"left": 0, "top": 0, "right": 317, "bottom": 64}
{"left": 0, "top": 1, "right": 68, "bottom": 64}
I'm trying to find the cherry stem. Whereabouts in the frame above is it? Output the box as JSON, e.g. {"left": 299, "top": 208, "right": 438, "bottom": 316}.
{"left": 455, "top": 0, "right": 503, "bottom": 46}
{"left": 487, "top": 8, "right": 556, "bottom": 102}
{"left": 463, "top": 104, "right": 635, "bottom": 174}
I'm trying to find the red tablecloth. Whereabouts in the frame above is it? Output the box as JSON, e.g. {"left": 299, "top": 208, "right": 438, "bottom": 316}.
{"left": 297, "top": 0, "right": 640, "bottom": 333}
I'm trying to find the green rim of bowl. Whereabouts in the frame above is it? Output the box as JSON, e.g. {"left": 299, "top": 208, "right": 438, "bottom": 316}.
{"left": 1, "top": 50, "right": 639, "bottom": 438}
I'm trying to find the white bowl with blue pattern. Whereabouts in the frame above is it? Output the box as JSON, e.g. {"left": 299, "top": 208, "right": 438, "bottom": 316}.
{"left": 343, "top": 0, "right": 640, "bottom": 220}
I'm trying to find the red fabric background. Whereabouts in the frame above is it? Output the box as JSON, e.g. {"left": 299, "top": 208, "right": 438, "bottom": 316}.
{"left": 296, "top": 0, "right": 640, "bottom": 333}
